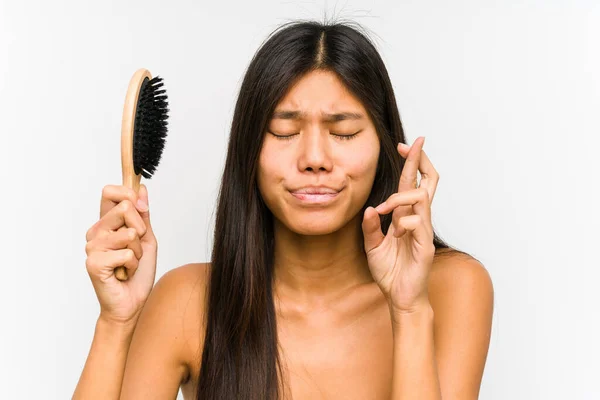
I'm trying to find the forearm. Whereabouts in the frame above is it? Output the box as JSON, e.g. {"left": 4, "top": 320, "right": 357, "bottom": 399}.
{"left": 390, "top": 304, "right": 441, "bottom": 400}
{"left": 73, "top": 316, "right": 137, "bottom": 400}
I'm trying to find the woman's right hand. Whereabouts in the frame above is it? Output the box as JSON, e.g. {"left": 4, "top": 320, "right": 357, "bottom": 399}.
{"left": 85, "top": 184, "right": 158, "bottom": 327}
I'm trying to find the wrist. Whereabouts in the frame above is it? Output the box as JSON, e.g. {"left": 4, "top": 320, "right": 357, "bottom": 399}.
{"left": 96, "top": 314, "right": 138, "bottom": 344}
{"left": 389, "top": 301, "right": 434, "bottom": 329}
{"left": 388, "top": 293, "right": 432, "bottom": 314}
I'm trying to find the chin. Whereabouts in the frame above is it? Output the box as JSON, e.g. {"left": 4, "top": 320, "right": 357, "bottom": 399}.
{"left": 282, "top": 213, "right": 347, "bottom": 236}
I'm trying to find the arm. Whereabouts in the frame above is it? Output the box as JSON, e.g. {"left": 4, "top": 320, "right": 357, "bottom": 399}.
{"left": 119, "top": 263, "right": 206, "bottom": 399}
{"left": 73, "top": 263, "right": 205, "bottom": 400}
{"left": 390, "top": 256, "right": 494, "bottom": 400}
{"left": 72, "top": 317, "right": 137, "bottom": 400}
{"left": 390, "top": 302, "right": 440, "bottom": 399}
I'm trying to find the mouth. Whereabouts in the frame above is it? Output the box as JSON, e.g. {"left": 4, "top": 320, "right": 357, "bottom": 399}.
{"left": 288, "top": 188, "right": 342, "bottom": 205}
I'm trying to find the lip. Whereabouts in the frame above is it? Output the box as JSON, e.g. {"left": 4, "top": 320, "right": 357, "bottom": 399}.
{"left": 289, "top": 186, "right": 341, "bottom": 194}
{"left": 288, "top": 186, "right": 342, "bottom": 205}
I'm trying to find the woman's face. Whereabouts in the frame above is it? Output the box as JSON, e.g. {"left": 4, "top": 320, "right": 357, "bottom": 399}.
{"left": 257, "top": 69, "right": 380, "bottom": 236}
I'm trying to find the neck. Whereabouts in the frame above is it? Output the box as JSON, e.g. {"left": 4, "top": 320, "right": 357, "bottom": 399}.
{"left": 272, "top": 215, "right": 375, "bottom": 312}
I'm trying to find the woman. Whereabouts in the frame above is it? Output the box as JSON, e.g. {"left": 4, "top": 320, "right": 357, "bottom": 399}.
{"left": 74, "top": 20, "right": 494, "bottom": 399}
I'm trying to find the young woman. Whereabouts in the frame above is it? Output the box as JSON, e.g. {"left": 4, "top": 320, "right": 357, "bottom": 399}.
{"left": 74, "top": 20, "right": 494, "bottom": 400}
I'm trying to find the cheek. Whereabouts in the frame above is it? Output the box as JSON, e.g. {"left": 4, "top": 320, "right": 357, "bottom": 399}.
{"left": 344, "top": 141, "right": 379, "bottom": 181}
{"left": 258, "top": 144, "right": 285, "bottom": 198}
{"left": 259, "top": 146, "right": 283, "bottom": 179}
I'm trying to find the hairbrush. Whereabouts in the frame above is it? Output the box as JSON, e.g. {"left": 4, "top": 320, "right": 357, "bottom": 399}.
{"left": 115, "top": 68, "right": 169, "bottom": 281}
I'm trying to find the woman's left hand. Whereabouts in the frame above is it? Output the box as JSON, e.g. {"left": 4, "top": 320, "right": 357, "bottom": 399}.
{"left": 362, "top": 137, "right": 440, "bottom": 316}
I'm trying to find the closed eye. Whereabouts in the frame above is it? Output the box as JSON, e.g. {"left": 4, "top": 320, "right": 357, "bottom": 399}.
{"left": 268, "top": 131, "right": 298, "bottom": 140}
{"left": 331, "top": 130, "right": 362, "bottom": 140}
{"left": 268, "top": 130, "right": 362, "bottom": 141}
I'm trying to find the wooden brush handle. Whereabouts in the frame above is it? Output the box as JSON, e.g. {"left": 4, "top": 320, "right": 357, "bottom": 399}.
{"left": 115, "top": 68, "right": 152, "bottom": 281}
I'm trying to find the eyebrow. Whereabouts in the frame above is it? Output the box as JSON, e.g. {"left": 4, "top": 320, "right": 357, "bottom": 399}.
{"left": 271, "top": 110, "right": 364, "bottom": 123}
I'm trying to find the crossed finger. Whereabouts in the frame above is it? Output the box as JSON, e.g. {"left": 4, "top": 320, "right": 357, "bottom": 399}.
{"left": 375, "top": 188, "right": 433, "bottom": 240}
{"left": 397, "top": 137, "right": 439, "bottom": 204}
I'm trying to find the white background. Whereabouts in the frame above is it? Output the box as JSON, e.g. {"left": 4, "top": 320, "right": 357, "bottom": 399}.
{"left": 1, "top": 0, "right": 599, "bottom": 399}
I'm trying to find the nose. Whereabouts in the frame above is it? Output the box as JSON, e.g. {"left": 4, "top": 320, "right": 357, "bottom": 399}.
{"left": 297, "top": 128, "right": 333, "bottom": 173}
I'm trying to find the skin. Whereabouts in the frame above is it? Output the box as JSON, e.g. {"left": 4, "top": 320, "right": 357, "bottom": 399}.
{"left": 114, "top": 70, "right": 494, "bottom": 399}
{"left": 257, "top": 69, "right": 381, "bottom": 313}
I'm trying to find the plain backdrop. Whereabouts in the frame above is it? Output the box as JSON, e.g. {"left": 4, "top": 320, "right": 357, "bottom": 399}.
{"left": 1, "top": 0, "right": 599, "bottom": 399}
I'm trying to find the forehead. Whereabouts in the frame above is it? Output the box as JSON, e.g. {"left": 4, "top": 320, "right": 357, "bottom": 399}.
{"left": 272, "top": 70, "right": 367, "bottom": 121}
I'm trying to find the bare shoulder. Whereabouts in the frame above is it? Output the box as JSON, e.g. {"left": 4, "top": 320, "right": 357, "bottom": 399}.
{"left": 162, "top": 262, "right": 211, "bottom": 342}
{"left": 157, "top": 262, "right": 210, "bottom": 296}
{"left": 426, "top": 250, "right": 494, "bottom": 397}
{"left": 120, "top": 262, "right": 211, "bottom": 397}
{"left": 146, "top": 262, "right": 211, "bottom": 379}
{"left": 430, "top": 249, "right": 493, "bottom": 295}
{"left": 429, "top": 248, "right": 494, "bottom": 329}
{"left": 149, "top": 262, "right": 210, "bottom": 324}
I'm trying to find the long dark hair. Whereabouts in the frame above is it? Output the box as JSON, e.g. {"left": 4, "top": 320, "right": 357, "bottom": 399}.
{"left": 197, "top": 19, "right": 465, "bottom": 400}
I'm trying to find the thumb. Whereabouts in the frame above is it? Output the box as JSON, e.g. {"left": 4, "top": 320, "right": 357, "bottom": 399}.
{"left": 362, "top": 206, "right": 385, "bottom": 253}
{"left": 136, "top": 184, "right": 153, "bottom": 233}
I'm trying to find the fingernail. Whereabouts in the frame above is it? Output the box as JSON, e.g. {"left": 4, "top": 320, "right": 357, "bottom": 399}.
{"left": 398, "top": 142, "right": 409, "bottom": 149}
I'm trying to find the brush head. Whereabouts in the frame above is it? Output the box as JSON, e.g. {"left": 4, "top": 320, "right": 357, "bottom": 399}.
{"left": 132, "top": 76, "right": 169, "bottom": 179}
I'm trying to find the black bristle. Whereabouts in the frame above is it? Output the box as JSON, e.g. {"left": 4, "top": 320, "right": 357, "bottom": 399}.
{"left": 132, "top": 75, "right": 169, "bottom": 178}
